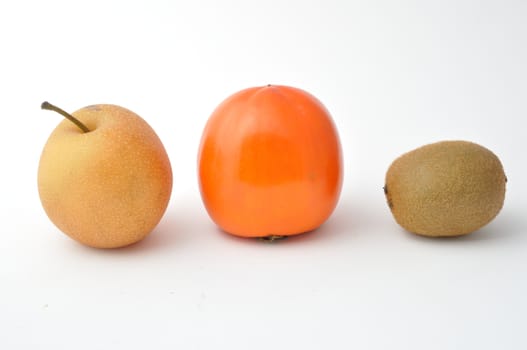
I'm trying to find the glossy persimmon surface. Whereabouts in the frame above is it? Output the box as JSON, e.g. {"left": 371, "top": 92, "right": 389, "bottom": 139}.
{"left": 198, "top": 85, "right": 343, "bottom": 238}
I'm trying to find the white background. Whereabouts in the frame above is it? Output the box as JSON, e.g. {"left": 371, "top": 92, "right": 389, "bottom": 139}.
{"left": 1, "top": 0, "right": 526, "bottom": 349}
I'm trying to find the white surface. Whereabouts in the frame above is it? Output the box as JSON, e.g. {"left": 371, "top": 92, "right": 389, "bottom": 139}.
{"left": 1, "top": 0, "right": 526, "bottom": 349}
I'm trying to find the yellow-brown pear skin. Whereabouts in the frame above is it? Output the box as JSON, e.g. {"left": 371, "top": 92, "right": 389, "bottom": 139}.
{"left": 384, "top": 141, "right": 506, "bottom": 237}
{"left": 38, "top": 104, "right": 173, "bottom": 248}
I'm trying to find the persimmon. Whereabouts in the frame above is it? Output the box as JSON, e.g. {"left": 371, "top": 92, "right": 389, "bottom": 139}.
{"left": 198, "top": 85, "right": 343, "bottom": 239}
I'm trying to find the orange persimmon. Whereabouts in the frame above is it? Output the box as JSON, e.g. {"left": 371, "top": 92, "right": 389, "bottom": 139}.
{"left": 198, "top": 85, "right": 343, "bottom": 239}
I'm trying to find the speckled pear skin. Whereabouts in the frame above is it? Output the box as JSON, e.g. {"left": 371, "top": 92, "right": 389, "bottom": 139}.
{"left": 384, "top": 141, "right": 506, "bottom": 237}
{"left": 38, "top": 104, "right": 173, "bottom": 248}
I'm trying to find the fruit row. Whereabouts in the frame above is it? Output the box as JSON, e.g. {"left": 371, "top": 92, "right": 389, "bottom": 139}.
{"left": 38, "top": 85, "right": 507, "bottom": 248}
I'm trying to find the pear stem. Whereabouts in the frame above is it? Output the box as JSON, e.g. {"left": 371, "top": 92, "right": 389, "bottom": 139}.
{"left": 41, "top": 101, "right": 90, "bottom": 133}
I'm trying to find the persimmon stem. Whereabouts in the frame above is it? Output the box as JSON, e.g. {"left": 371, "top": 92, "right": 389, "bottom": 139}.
{"left": 41, "top": 101, "right": 90, "bottom": 133}
{"left": 258, "top": 235, "right": 288, "bottom": 242}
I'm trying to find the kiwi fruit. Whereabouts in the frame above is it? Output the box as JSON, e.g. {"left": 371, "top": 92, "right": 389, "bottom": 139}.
{"left": 384, "top": 140, "right": 506, "bottom": 237}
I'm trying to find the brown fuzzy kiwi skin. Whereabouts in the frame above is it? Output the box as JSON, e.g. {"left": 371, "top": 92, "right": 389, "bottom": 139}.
{"left": 384, "top": 140, "right": 507, "bottom": 237}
